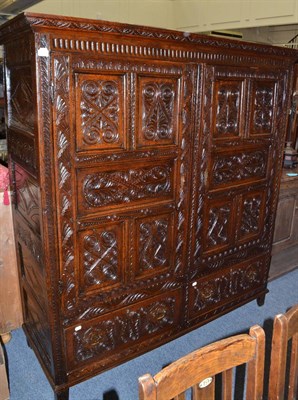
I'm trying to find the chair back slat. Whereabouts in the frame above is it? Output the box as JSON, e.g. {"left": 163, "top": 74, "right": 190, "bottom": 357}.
{"left": 288, "top": 332, "right": 298, "bottom": 400}
{"left": 192, "top": 377, "right": 215, "bottom": 400}
{"left": 269, "top": 304, "right": 298, "bottom": 400}
{"left": 139, "top": 325, "right": 265, "bottom": 400}
{"left": 222, "top": 369, "right": 233, "bottom": 400}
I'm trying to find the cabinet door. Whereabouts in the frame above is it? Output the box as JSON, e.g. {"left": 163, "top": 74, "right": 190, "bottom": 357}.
{"left": 51, "top": 53, "right": 197, "bottom": 369}
{"left": 272, "top": 189, "right": 298, "bottom": 253}
{"left": 188, "top": 65, "right": 287, "bottom": 320}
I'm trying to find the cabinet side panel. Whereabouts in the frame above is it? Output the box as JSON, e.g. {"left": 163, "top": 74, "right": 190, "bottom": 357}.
{"left": 4, "top": 32, "right": 53, "bottom": 376}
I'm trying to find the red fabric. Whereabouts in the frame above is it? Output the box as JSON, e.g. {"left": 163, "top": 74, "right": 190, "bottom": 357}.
{"left": 0, "top": 164, "right": 9, "bottom": 205}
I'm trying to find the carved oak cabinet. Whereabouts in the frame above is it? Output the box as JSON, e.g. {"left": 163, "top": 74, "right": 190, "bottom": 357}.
{"left": 0, "top": 12, "right": 297, "bottom": 400}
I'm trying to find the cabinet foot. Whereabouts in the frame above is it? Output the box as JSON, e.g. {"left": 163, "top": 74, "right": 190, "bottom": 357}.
{"left": 257, "top": 294, "right": 266, "bottom": 306}
{"left": 54, "top": 388, "right": 69, "bottom": 400}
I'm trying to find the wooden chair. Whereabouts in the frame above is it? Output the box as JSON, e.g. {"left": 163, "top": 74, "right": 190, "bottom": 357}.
{"left": 268, "top": 303, "right": 298, "bottom": 400}
{"left": 139, "top": 325, "right": 265, "bottom": 400}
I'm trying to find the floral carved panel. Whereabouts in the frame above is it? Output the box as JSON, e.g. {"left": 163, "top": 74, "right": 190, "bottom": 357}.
{"left": 137, "top": 75, "right": 180, "bottom": 148}
{"left": 78, "top": 223, "right": 124, "bottom": 295}
{"left": 213, "top": 79, "right": 243, "bottom": 139}
{"left": 210, "top": 149, "right": 268, "bottom": 189}
{"left": 250, "top": 80, "right": 276, "bottom": 135}
{"left": 78, "top": 161, "right": 174, "bottom": 214}
{"left": 75, "top": 73, "right": 126, "bottom": 152}
{"left": 134, "top": 213, "right": 174, "bottom": 279}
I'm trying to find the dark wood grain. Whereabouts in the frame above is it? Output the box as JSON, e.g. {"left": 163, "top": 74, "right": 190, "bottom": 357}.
{"left": 0, "top": 12, "right": 297, "bottom": 400}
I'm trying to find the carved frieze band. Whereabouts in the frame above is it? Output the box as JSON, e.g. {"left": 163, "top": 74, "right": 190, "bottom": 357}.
{"left": 50, "top": 36, "right": 289, "bottom": 67}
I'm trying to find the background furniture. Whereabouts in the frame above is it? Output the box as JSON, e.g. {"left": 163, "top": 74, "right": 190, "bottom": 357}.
{"left": 0, "top": 12, "right": 297, "bottom": 400}
{"left": 0, "top": 187, "right": 23, "bottom": 344}
{"left": 270, "top": 169, "right": 298, "bottom": 280}
{"left": 139, "top": 325, "right": 265, "bottom": 400}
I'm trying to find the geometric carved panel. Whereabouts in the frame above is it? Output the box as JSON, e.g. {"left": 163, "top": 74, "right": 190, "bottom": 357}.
{"left": 213, "top": 80, "right": 243, "bottom": 138}
{"left": 78, "top": 161, "right": 174, "bottom": 214}
{"left": 78, "top": 222, "right": 124, "bottom": 295}
{"left": 75, "top": 73, "right": 126, "bottom": 151}
{"left": 250, "top": 80, "right": 276, "bottom": 135}
{"left": 135, "top": 213, "right": 173, "bottom": 279}
{"left": 238, "top": 191, "right": 265, "bottom": 241}
{"left": 204, "top": 199, "right": 233, "bottom": 253}
{"left": 14, "top": 164, "right": 40, "bottom": 234}
{"left": 8, "top": 66, "right": 34, "bottom": 134}
{"left": 137, "top": 76, "right": 180, "bottom": 148}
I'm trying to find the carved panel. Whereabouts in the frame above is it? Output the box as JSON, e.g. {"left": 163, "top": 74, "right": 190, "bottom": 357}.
{"left": 189, "top": 257, "right": 266, "bottom": 319}
{"left": 134, "top": 213, "right": 174, "bottom": 279}
{"left": 14, "top": 164, "right": 40, "bottom": 234}
{"left": 8, "top": 66, "right": 34, "bottom": 133}
{"left": 18, "top": 241, "right": 46, "bottom": 311}
{"left": 250, "top": 80, "right": 276, "bottom": 135}
{"left": 137, "top": 75, "right": 180, "bottom": 147}
{"left": 75, "top": 73, "right": 126, "bottom": 152}
{"left": 78, "top": 223, "right": 124, "bottom": 295}
{"left": 238, "top": 191, "right": 265, "bottom": 241}
{"left": 210, "top": 149, "right": 268, "bottom": 189}
{"left": 8, "top": 131, "right": 37, "bottom": 173}
{"left": 66, "top": 291, "right": 181, "bottom": 368}
{"left": 5, "top": 34, "right": 33, "bottom": 65}
{"left": 22, "top": 288, "right": 52, "bottom": 371}
{"left": 204, "top": 199, "right": 234, "bottom": 253}
{"left": 78, "top": 161, "right": 174, "bottom": 214}
{"left": 213, "top": 80, "right": 243, "bottom": 138}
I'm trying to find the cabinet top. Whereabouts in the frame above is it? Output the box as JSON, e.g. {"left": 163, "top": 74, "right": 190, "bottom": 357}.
{"left": 0, "top": 12, "right": 298, "bottom": 61}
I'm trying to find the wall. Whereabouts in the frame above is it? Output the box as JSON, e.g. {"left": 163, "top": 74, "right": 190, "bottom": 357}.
{"left": 172, "top": 0, "right": 298, "bottom": 33}
{"left": 26, "top": 0, "right": 175, "bottom": 29}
